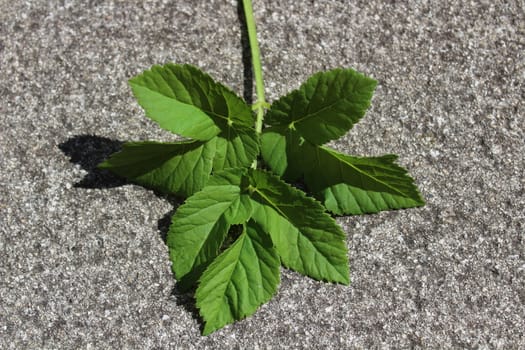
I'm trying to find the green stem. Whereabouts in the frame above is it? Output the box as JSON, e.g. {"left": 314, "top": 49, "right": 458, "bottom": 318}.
{"left": 242, "top": 0, "right": 266, "bottom": 136}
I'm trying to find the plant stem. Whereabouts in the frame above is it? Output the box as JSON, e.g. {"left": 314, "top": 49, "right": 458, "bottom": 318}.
{"left": 242, "top": 0, "right": 266, "bottom": 136}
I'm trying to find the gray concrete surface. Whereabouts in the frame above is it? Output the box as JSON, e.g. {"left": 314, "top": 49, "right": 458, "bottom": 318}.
{"left": 1, "top": 0, "right": 524, "bottom": 348}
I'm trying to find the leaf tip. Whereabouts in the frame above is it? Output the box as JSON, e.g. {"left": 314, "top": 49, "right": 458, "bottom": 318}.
{"left": 201, "top": 322, "right": 219, "bottom": 336}
{"left": 340, "top": 272, "right": 350, "bottom": 286}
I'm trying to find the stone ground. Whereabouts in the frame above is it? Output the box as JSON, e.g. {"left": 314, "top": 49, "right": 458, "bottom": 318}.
{"left": 1, "top": 0, "right": 524, "bottom": 348}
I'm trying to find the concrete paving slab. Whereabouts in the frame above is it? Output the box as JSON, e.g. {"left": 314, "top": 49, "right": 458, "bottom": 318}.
{"left": 1, "top": 0, "right": 524, "bottom": 348}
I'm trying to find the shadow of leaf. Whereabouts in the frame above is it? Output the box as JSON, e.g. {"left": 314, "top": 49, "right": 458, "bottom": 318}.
{"left": 60, "top": 135, "right": 201, "bottom": 319}
{"left": 237, "top": 0, "right": 253, "bottom": 105}
{"left": 59, "top": 134, "right": 126, "bottom": 188}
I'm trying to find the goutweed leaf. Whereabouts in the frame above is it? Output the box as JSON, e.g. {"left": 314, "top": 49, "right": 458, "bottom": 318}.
{"left": 98, "top": 62, "right": 425, "bottom": 335}
{"left": 169, "top": 168, "right": 349, "bottom": 332}
{"left": 167, "top": 183, "right": 240, "bottom": 290}
{"left": 261, "top": 129, "right": 424, "bottom": 215}
{"left": 100, "top": 64, "right": 259, "bottom": 196}
{"left": 98, "top": 140, "right": 216, "bottom": 197}
{"left": 248, "top": 169, "right": 349, "bottom": 284}
{"left": 265, "top": 68, "right": 376, "bottom": 145}
{"left": 212, "top": 126, "right": 259, "bottom": 171}
{"left": 196, "top": 221, "right": 279, "bottom": 335}
{"left": 308, "top": 149, "right": 425, "bottom": 215}
{"left": 129, "top": 64, "right": 253, "bottom": 140}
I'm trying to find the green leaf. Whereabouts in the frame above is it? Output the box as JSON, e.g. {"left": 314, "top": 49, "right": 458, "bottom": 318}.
{"left": 247, "top": 169, "right": 349, "bottom": 284}
{"left": 260, "top": 126, "right": 304, "bottom": 180}
{"left": 167, "top": 183, "right": 240, "bottom": 289}
{"left": 306, "top": 149, "right": 426, "bottom": 215}
{"left": 99, "top": 121, "right": 259, "bottom": 198}
{"left": 129, "top": 64, "right": 253, "bottom": 140}
{"left": 101, "top": 62, "right": 424, "bottom": 335}
{"left": 100, "top": 64, "right": 259, "bottom": 196}
{"left": 207, "top": 168, "right": 253, "bottom": 223}
{"left": 265, "top": 68, "right": 377, "bottom": 145}
{"left": 99, "top": 64, "right": 259, "bottom": 196}
{"left": 213, "top": 126, "right": 260, "bottom": 171}
{"left": 98, "top": 140, "right": 215, "bottom": 197}
{"left": 196, "top": 221, "right": 280, "bottom": 335}
{"left": 167, "top": 169, "right": 253, "bottom": 290}
{"left": 99, "top": 129, "right": 258, "bottom": 196}
{"left": 261, "top": 129, "right": 425, "bottom": 215}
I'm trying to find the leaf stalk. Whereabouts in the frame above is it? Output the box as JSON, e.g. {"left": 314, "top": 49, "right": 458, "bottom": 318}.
{"left": 242, "top": 0, "right": 266, "bottom": 136}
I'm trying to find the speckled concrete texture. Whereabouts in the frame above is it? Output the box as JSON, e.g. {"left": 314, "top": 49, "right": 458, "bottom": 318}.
{"left": 1, "top": 0, "right": 524, "bottom": 348}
